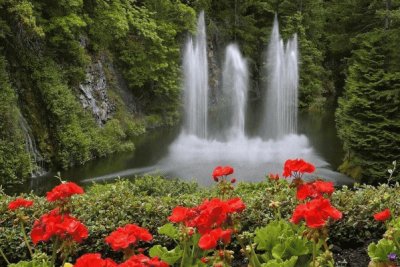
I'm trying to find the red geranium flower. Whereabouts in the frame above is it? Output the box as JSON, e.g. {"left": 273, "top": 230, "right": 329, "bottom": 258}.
{"left": 8, "top": 198, "right": 34, "bottom": 210}
{"left": 46, "top": 182, "right": 84, "bottom": 202}
{"left": 105, "top": 224, "right": 152, "bottom": 251}
{"left": 56, "top": 215, "right": 89, "bottom": 242}
{"left": 226, "top": 197, "right": 246, "bottom": 213}
{"left": 374, "top": 209, "right": 391, "bottom": 222}
{"left": 30, "top": 209, "right": 88, "bottom": 244}
{"left": 195, "top": 198, "right": 231, "bottom": 234}
{"left": 119, "top": 254, "right": 169, "bottom": 267}
{"left": 296, "top": 180, "right": 335, "bottom": 200}
{"left": 291, "top": 198, "right": 342, "bottom": 228}
{"left": 168, "top": 197, "right": 245, "bottom": 235}
{"left": 74, "top": 253, "right": 118, "bottom": 267}
{"left": 283, "top": 159, "right": 315, "bottom": 178}
{"left": 146, "top": 256, "right": 169, "bottom": 267}
{"left": 212, "top": 166, "right": 234, "bottom": 179}
{"left": 198, "top": 232, "right": 217, "bottom": 250}
{"left": 198, "top": 228, "right": 232, "bottom": 250}
{"left": 168, "top": 206, "right": 197, "bottom": 224}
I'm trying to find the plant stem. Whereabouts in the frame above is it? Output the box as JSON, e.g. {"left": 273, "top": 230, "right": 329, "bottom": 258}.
{"left": 0, "top": 247, "right": 10, "bottom": 265}
{"left": 312, "top": 240, "right": 317, "bottom": 267}
{"left": 61, "top": 252, "right": 70, "bottom": 267}
{"left": 237, "top": 238, "right": 260, "bottom": 267}
{"left": 20, "top": 221, "right": 34, "bottom": 258}
{"left": 51, "top": 238, "right": 59, "bottom": 267}
{"left": 180, "top": 240, "right": 187, "bottom": 267}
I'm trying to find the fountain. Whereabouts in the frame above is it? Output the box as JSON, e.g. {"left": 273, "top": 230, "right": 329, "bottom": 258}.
{"left": 183, "top": 11, "right": 208, "bottom": 139}
{"left": 221, "top": 44, "right": 249, "bottom": 139}
{"left": 263, "top": 15, "right": 299, "bottom": 139}
{"left": 79, "top": 12, "right": 352, "bottom": 187}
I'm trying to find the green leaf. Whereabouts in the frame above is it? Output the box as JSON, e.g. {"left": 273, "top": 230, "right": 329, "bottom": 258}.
{"left": 8, "top": 260, "right": 51, "bottom": 267}
{"left": 285, "top": 237, "right": 310, "bottom": 256}
{"left": 272, "top": 244, "right": 286, "bottom": 259}
{"left": 260, "top": 256, "right": 298, "bottom": 267}
{"left": 255, "top": 220, "right": 294, "bottom": 252}
{"left": 149, "top": 245, "right": 183, "bottom": 265}
{"left": 158, "top": 223, "right": 179, "bottom": 239}
{"left": 368, "top": 239, "right": 396, "bottom": 262}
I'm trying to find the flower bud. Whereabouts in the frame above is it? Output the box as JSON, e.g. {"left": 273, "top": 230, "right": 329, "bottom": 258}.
{"left": 201, "top": 257, "right": 209, "bottom": 263}
{"left": 187, "top": 227, "right": 194, "bottom": 236}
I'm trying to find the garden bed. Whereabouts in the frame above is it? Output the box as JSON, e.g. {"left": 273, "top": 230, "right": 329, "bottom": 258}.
{"left": 1, "top": 175, "right": 398, "bottom": 266}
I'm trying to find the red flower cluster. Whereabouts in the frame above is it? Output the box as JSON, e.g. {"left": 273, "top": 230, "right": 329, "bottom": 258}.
{"left": 296, "top": 180, "right": 335, "bottom": 200}
{"left": 374, "top": 209, "right": 391, "bottom": 222}
{"left": 198, "top": 228, "right": 232, "bottom": 250}
{"left": 105, "top": 224, "right": 153, "bottom": 251}
{"left": 169, "top": 197, "right": 245, "bottom": 234}
{"left": 282, "top": 159, "right": 315, "bottom": 178}
{"left": 119, "top": 254, "right": 168, "bottom": 267}
{"left": 212, "top": 166, "right": 234, "bottom": 181}
{"left": 8, "top": 198, "right": 34, "bottom": 210}
{"left": 30, "top": 209, "right": 88, "bottom": 244}
{"left": 168, "top": 197, "right": 245, "bottom": 250}
{"left": 74, "top": 253, "right": 118, "bottom": 267}
{"left": 46, "top": 182, "right": 84, "bottom": 202}
{"left": 291, "top": 198, "right": 342, "bottom": 228}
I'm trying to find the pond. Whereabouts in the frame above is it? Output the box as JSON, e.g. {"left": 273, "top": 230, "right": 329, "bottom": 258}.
{"left": 7, "top": 104, "right": 352, "bottom": 195}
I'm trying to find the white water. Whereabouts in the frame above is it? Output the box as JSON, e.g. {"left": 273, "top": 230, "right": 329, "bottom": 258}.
{"left": 263, "top": 15, "right": 299, "bottom": 139}
{"left": 183, "top": 11, "right": 208, "bottom": 139}
{"left": 221, "top": 44, "right": 248, "bottom": 139}
{"left": 19, "top": 114, "right": 46, "bottom": 177}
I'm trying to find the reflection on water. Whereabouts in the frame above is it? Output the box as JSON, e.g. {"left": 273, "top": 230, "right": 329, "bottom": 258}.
{"left": 6, "top": 106, "right": 351, "bottom": 195}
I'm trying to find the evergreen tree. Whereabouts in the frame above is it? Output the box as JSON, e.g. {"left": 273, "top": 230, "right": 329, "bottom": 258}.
{"left": 336, "top": 29, "right": 400, "bottom": 182}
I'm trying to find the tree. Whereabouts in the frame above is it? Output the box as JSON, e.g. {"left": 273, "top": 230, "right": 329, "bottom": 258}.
{"left": 336, "top": 29, "right": 400, "bottom": 182}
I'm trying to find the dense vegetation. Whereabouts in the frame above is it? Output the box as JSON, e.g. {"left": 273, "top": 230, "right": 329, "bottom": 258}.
{"left": 1, "top": 176, "right": 398, "bottom": 265}
{"left": 0, "top": 0, "right": 196, "bottom": 186}
{"left": 333, "top": 1, "right": 400, "bottom": 182}
{"left": 0, "top": 0, "right": 399, "bottom": 185}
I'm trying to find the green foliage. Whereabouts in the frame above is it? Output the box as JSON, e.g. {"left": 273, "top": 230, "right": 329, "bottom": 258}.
{"left": 336, "top": 28, "right": 400, "bottom": 182}
{"left": 368, "top": 217, "right": 400, "bottom": 265}
{"left": 0, "top": 0, "right": 197, "bottom": 185}
{"left": 85, "top": 0, "right": 130, "bottom": 50}
{"left": 115, "top": 1, "right": 196, "bottom": 117}
{"left": 8, "top": 261, "right": 51, "bottom": 267}
{"left": 7, "top": 252, "right": 52, "bottom": 267}
{"left": 251, "top": 220, "right": 314, "bottom": 266}
{"left": 0, "top": 56, "right": 32, "bottom": 186}
{"left": 368, "top": 239, "right": 396, "bottom": 263}
{"left": 149, "top": 245, "right": 183, "bottom": 265}
{"left": 1, "top": 177, "right": 400, "bottom": 265}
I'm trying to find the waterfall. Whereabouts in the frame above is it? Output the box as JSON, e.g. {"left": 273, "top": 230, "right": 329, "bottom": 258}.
{"left": 221, "top": 44, "right": 248, "bottom": 139}
{"left": 183, "top": 11, "right": 208, "bottom": 138}
{"left": 19, "top": 115, "right": 46, "bottom": 177}
{"left": 263, "top": 15, "right": 299, "bottom": 139}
